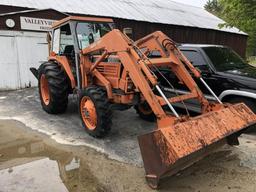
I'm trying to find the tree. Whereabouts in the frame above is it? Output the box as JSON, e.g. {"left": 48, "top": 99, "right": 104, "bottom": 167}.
{"left": 205, "top": 0, "right": 256, "bottom": 56}
{"left": 204, "top": 0, "right": 222, "bottom": 16}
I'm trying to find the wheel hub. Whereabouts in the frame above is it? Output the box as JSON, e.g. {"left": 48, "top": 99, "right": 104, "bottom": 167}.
{"left": 40, "top": 74, "right": 50, "bottom": 105}
{"left": 80, "top": 96, "right": 97, "bottom": 130}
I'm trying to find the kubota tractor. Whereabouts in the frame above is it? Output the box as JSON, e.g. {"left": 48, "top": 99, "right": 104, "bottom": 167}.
{"left": 30, "top": 16, "right": 256, "bottom": 188}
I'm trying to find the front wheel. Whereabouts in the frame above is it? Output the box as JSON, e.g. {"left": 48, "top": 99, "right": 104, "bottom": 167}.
{"left": 79, "top": 87, "right": 112, "bottom": 138}
{"left": 134, "top": 102, "right": 156, "bottom": 122}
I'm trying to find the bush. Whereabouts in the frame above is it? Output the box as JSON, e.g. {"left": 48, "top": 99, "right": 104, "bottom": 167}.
{"left": 248, "top": 56, "right": 256, "bottom": 66}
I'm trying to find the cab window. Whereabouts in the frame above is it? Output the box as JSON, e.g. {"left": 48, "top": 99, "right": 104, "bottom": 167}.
{"left": 181, "top": 50, "right": 209, "bottom": 71}
{"left": 182, "top": 50, "right": 205, "bottom": 66}
{"left": 76, "top": 22, "right": 114, "bottom": 50}
{"left": 52, "top": 28, "right": 60, "bottom": 53}
{"left": 59, "top": 24, "right": 74, "bottom": 55}
{"left": 52, "top": 24, "right": 74, "bottom": 56}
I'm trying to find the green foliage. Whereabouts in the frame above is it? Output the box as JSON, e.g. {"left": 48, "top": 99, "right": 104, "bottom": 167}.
{"left": 249, "top": 56, "right": 256, "bottom": 66}
{"left": 204, "top": 0, "right": 256, "bottom": 56}
{"left": 204, "top": 0, "right": 222, "bottom": 16}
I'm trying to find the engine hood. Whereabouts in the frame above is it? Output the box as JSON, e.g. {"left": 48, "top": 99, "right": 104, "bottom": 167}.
{"left": 224, "top": 65, "right": 256, "bottom": 79}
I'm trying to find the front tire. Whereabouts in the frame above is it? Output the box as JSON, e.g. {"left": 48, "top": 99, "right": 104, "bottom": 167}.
{"left": 79, "top": 87, "right": 112, "bottom": 138}
{"left": 134, "top": 102, "right": 156, "bottom": 122}
{"left": 38, "top": 61, "right": 69, "bottom": 114}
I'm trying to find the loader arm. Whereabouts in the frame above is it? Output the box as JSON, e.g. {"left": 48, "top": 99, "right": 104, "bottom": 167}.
{"left": 82, "top": 30, "right": 172, "bottom": 124}
{"left": 81, "top": 29, "right": 256, "bottom": 188}
{"left": 82, "top": 29, "right": 216, "bottom": 127}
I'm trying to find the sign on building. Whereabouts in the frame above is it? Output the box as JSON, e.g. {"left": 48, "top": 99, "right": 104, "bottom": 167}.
{"left": 20, "top": 17, "right": 56, "bottom": 31}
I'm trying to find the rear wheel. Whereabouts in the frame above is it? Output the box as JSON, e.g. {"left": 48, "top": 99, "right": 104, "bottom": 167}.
{"left": 79, "top": 87, "right": 112, "bottom": 137}
{"left": 135, "top": 102, "right": 156, "bottom": 122}
{"left": 38, "top": 61, "right": 69, "bottom": 114}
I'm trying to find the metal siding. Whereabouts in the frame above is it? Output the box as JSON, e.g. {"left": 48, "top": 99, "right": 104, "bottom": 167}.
{"left": 0, "top": 5, "right": 31, "bottom": 14}
{"left": 0, "top": 35, "right": 19, "bottom": 89}
{"left": 0, "top": 0, "right": 247, "bottom": 35}
{"left": 16, "top": 33, "right": 48, "bottom": 88}
{"left": 0, "top": 31, "right": 48, "bottom": 90}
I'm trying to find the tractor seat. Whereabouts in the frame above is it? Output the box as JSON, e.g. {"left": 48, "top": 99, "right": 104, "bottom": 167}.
{"left": 63, "top": 45, "right": 75, "bottom": 65}
{"left": 64, "top": 45, "right": 74, "bottom": 56}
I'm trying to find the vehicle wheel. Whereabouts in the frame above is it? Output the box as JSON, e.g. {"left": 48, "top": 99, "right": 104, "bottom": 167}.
{"left": 79, "top": 87, "right": 112, "bottom": 138}
{"left": 38, "top": 61, "right": 69, "bottom": 114}
{"left": 227, "top": 97, "right": 256, "bottom": 113}
{"left": 135, "top": 102, "right": 156, "bottom": 122}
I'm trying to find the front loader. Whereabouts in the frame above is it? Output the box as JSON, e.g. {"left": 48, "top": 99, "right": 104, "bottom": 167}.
{"left": 31, "top": 16, "right": 256, "bottom": 188}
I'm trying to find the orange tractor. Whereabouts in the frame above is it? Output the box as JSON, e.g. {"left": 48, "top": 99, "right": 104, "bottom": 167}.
{"left": 31, "top": 16, "right": 256, "bottom": 188}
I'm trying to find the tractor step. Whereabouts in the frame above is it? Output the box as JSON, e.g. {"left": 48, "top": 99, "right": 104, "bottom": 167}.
{"left": 30, "top": 67, "right": 39, "bottom": 79}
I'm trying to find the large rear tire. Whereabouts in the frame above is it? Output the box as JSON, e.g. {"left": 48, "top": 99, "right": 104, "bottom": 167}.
{"left": 79, "top": 87, "right": 112, "bottom": 138}
{"left": 38, "top": 61, "right": 69, "bottom": 114}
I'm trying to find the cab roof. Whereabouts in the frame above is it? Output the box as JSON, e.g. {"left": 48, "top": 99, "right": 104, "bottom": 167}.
{"left": 52, "top": 16, "right": 114, "bottom": 28}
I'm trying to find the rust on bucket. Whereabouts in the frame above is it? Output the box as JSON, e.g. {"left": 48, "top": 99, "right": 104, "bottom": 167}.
{"left": 138, "top": 103, "right": 256, "bottom": 189}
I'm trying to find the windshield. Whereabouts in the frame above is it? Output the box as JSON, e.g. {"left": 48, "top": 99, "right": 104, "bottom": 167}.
{"left": 76, "top": 22, "right": 114, "bottom": 50}
{"left": 203, "top": 47, "right": 248, "bottom": 72}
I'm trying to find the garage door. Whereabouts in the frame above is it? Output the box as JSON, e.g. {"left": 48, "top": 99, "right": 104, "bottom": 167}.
{"left": 0, "top": 31, "right": 48, "bottom": 90}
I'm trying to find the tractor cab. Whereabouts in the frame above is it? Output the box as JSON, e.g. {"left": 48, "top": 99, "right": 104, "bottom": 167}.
{"left": 49, "top": 16, "right": 114, "bottom": 76}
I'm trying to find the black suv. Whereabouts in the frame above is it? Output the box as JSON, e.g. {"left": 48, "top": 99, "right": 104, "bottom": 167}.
{"left": 161, "top": 45, "right": 256, "bottom": 114}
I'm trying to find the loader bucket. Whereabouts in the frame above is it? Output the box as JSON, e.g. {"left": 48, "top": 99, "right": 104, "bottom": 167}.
{"left": 138, "top": 103, "right": 256, "bottom": 189}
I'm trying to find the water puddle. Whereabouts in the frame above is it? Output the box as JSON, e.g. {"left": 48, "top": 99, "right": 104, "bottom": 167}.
{"left": 0, "top": 127, "right": 106, "bottom": 191}
{"left": 1, "top": 120, "right": 256, "bottom": 192}
{"left": 0, "top": 120, "right": 146, "bottom": 192}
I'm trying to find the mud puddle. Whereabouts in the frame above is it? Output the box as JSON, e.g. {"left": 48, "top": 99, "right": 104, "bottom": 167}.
{"left": 0, "top": 120, "right": 147, "bottom": 192}
{"left": 0, "top": 120, "right": 256, "bottom": 192}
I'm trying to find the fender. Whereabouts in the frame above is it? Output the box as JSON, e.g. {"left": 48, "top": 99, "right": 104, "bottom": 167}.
{"left": 219, "top": 90, "right": 256, "bottom": 101}
{"left": 48, "top": 56, "right": 76, "bottom": 88}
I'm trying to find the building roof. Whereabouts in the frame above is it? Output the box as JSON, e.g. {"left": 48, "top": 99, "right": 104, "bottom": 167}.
{"left": 0, "top": 8, "right": 69, "bottom": 17}
{"left": 0, "top": 0, "right": 247, "bottom": 35}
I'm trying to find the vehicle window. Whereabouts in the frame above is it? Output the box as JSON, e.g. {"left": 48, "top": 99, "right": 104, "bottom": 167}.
{"left": 52, "top": 28, "right": 60, "bottom": 53}
{"left": 181, "top": 50, "right": 206, "bottom": 66}
{"left": 76, "top": 22, "right": 114, "bottom": 50}
{"left": 203, "top": 47, "right": 248, "bottom": 72}
{"left": 59, "top": 24, "right": 74, "bottom": 55}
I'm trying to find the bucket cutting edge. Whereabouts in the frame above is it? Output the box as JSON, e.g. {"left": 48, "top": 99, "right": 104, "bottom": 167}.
{"left": 138, "top": 103, "right": 256, "bottom": 189}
